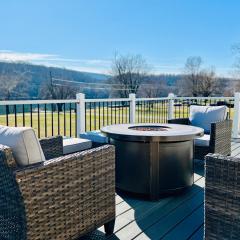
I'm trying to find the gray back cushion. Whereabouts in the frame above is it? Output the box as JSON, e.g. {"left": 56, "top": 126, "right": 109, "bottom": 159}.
{"left": 0, "top": 126, "right": 45, "bottom": 166}
{"left": 189, "top": 105, "right": 227, "bottom": 133}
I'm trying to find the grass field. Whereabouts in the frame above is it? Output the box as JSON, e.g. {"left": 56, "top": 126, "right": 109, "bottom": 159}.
{"left": 0, "top": 103, "right": 234, "bottom": 138}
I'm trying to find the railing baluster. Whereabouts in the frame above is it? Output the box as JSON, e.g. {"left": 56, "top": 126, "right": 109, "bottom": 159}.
{"left": 14, "top": 105, "right": 17, "bottom": 127}
{"left": 45, "top": 104, "right": 47, "bottom": 137}
{"left": 63, "top": 103, "right": 66, "bottom": 136}
{"left": 74, "top": 103, "right": 77, "bottom": 137}
{"left": 51, "top": 104, "right": 54, "bottom": 136}
{"left": 30, "top": 104, "right": 33, "bottom": 127}
{"left": 98, "top": 102, "right": 101, "bottom": 129}
{"left": 37, "top": 104, "right": 40, "bottom": 138}
{"left": 6, "top": 105, "right": 9, "bottom": 126}
{"left": 94, "top": 102, "right": 97, "bottom": 130}
{"left": 57, "top": 104, "right": 60, "bottom": 135}
{"left": 85, "top": 102, "right": 87, "bottom": 132}
{"left": 70, "top": 103, "right": 72, "bottom": 137}
{"left": 107, "top": 102, "right": 109, "bottom": 125}
{"left": 22, "top": 104, "right": 25, "bottom": 127}
{"left": 90, "top": 103, "right": 92, "bottom": 131}
{"left": 103, "top": 102, "right": 105, "bottom": 126}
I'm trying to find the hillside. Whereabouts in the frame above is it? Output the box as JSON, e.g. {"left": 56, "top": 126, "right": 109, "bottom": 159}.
{"left": 0, "top": 61, "right": 237, "bottom": 100}
{"left": 0, "top": 61, "right": 109, "bottom": 100}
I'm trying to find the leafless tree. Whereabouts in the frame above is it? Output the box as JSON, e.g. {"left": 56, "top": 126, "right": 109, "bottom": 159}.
{"left": 138, "top": 80, "right": 168, "bottom": 98}
{"left": 110, "top": 53, "right": 149, "bottom": 97}
{"left": 0, "top": 68, "right": 30, "bottom": 100}
{"left": 232, "top": 43, "right": 240, "bottom": 89}
{"left": 39, "top": 71, "right": 75, "bottom": 111}
{"left": 180, "top": 56, "right": 217, "bottom": 96}
{"left": 198, "top": 68, "right": 216, "bottom": 97}
{"left": 181, "top": 56, "right": 203, "bottom": 96}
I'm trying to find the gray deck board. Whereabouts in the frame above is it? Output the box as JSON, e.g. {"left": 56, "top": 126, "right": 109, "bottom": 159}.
{"left": 80, "top": 141, "right": 240, "bottom": 240}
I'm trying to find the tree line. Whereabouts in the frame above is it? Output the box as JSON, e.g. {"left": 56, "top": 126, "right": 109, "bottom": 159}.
{"left": 1, "top": 47, "right": 240, "bottom": 101}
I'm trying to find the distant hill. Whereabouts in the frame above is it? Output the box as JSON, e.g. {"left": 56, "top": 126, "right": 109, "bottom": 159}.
{"left": 0, "top": 61, "right": 110, "bottom": 100}
{"left": 0, "top": 61, "right": 237, "bottom": 100}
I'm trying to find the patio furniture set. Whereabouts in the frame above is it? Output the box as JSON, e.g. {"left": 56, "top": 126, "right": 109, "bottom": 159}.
{"left": 0, "top": 105, "right": 237, "bottom": 239}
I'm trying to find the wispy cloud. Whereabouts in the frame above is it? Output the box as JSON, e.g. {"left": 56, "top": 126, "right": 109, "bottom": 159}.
{"left": 0, "top": 50, "right": 111, "bottom": 74}
{"left": 0, "top": 50, "right": 232, "bottom": 77}
{"left": 0, "top": 50, "right": 56, "bottom": 62}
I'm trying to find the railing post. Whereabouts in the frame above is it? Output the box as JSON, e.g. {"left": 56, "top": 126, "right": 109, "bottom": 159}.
{"left": 168, "top": 93, "right": 175, "bottom": 120}
{"left": 76, "top": 93, "right": 86, "bottom": 135}
{"left": 129, "top": 93, "right": 136, "bottom": 123}
{"left": 233, "top": 92, "right": 240, "bottom": 138}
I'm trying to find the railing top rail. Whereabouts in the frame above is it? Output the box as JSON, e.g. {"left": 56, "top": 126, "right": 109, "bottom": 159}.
{"left": 0, "top": 99, "right": 79, "bottom": 106}
{"left": 174, "top": 96, "right": 234, "bottom": 100}
{"left": 136, "top": 97, "right": 170, "bottom": 101}
{"left": 85, "top": 98, "right": 130, "bottom": 103}
{"left": 0, "top": 96, "right": 235, "bottom": 106}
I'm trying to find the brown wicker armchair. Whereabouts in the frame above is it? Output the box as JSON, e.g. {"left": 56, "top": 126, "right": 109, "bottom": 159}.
{"left": 205, "top": 154, "right": 240, "bottom": 239}
{"left": 0, "top": 136, "right": 115, "bottom": 240}
{"left": 168, "top": 118, "right": 232, "bottom": 159}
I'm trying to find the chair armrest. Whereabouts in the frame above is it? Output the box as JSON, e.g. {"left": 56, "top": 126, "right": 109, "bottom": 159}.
{"left": 14, "top": 145, "right": 115, "bottom": 239}
{"left": 39, "top": 136, "right": 63, "bottom": 160}
{"left": 210, "top": 120, "right": 232, "bottom": 155}
{"left": 168, "top": 118, "right": 190, "bottom": 125}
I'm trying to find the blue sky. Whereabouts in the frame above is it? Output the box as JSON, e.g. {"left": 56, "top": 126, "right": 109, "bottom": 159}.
{"left": 0, "top": 0, "right": 240, "bottom": 76}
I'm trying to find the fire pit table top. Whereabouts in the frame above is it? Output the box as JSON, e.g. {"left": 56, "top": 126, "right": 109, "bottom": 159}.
{"left": 101, "top": 123, "right": 204, "bottom": 142}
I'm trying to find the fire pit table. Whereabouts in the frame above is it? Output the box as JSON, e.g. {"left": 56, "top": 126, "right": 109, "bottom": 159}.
{"left": 101, "top": 123, "right": 203, "bottom": 200}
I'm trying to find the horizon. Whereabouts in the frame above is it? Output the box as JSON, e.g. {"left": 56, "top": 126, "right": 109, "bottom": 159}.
{"left": 0, "top": 1, "right": 240, "bottom": 77}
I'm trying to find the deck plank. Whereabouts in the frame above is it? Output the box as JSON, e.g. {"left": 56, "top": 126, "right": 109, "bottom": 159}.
{"left": 134, "top": 192, "right": 204, "bottom": 240}
{"left": 80, "top": 140, "right": 240, "bottom": 240}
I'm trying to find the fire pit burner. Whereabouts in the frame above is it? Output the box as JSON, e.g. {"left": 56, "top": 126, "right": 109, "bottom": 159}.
{"left": 129, "top": 126, "right": 170, "bottom": 131}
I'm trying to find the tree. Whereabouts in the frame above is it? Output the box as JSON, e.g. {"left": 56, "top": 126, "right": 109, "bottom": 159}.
{"left": 110, "top": 53, "right": 149, "bottom": 98}
{"left": 0, "top": 67, "right": 30, "bottom": 100}
{"left": 181, "top": 56, "right": 203, "bottom": 96}
{"left": 39, "top": 71, "right": 75, "bottom": 111}
{"left": 232, "top": 43, "right": 240, "bottom": 90}
{"left": 180, "top": 56, "right": 217, "bottom": 96}
{"left": 198, "top": 68, "right": 216, "bottom": 97}
{"left": 138, "top": 79, "right": 168, "bottom": 98}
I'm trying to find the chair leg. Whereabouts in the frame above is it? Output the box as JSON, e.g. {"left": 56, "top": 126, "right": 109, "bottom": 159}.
{"left": 104, "top": 219, "right": 115, "bottom": 235}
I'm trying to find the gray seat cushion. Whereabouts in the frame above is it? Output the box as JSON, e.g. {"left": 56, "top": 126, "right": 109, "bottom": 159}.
{"left": 0, "top": 125, "right": 45, "bottom": 166}
{"left": 189, "top": 105, "right": 227, "bottom": 133}
{"left": 63, "top": 138, "right": 92, "bottom": 155}
{"left": 194, "top": 134, "right": 210, "bottom": 147}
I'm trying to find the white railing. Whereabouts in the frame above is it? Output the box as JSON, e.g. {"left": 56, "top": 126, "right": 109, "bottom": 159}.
{"left": 0, "top": 93, "right": 239, "bottom": 138}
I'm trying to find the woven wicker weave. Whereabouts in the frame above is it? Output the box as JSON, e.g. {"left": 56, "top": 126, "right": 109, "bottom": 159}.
{"left": 0, "top": 138, "right": 115, "bottom": 240}
{"left": 39, "top": 136, "right": 63, "bottom": 160}
{"left": 205, "top": 154, "right": 240, "bottom": 240}
{"left": 168, "top": 118, "right": 232, "bottom": 159}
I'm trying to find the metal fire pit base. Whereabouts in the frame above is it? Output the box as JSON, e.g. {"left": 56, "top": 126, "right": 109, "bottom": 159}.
{"left": 110, "top": 138, "right": 194, "bottom": 200}
{"left": 101, "top": 123, "right": 203, "bottom": 201}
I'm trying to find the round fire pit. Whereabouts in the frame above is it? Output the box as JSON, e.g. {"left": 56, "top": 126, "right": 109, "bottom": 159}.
{"left": 101, "top": 123, "right": 203, "bottom": 200}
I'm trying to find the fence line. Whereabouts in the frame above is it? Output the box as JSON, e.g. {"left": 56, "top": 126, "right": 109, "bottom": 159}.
{"left": 0, "top": 93, "right": 238, "bottom": 138}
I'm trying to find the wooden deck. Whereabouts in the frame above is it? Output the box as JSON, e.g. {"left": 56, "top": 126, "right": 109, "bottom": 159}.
{"left": 80, "top": 140, "right": 240, "bottom": 240}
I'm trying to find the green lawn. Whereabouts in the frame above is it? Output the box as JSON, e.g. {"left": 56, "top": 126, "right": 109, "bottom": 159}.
{"left": 0, "top": 103, "right": 234, "bottom": 138}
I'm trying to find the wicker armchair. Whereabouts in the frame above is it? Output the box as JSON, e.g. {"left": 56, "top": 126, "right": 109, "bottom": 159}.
{"left": 168, "top": 118, "right": 232, "bottom": 159}
{"left": 205, "top": 154, "right": 240, "bottom": 240}
{"left": 0, "top": 136, "right": 115, "bottom": 240}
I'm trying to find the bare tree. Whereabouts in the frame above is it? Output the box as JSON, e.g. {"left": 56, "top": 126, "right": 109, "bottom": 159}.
{"left": 39, "top": 71, "right": 75, "bottom": 111}
{"left": 138, "top": 80, "right": 168, "bottom": 98}
{"left": 181, "top": 56, "right": 203, "bottom": 96}
{"left": 198, "top": 68, "right": 216, "bottom": 97}
{"left": 110, "top": 53, "right": 149, "bottom": 97}
{"left": 180, "top": 56, "right": 217, "bottom": 96}
{"left": 232, "top": 43, "right": 240, "bottom": 90}
{"left": 0, "top": 73, "right": 30, "bottom": 100}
